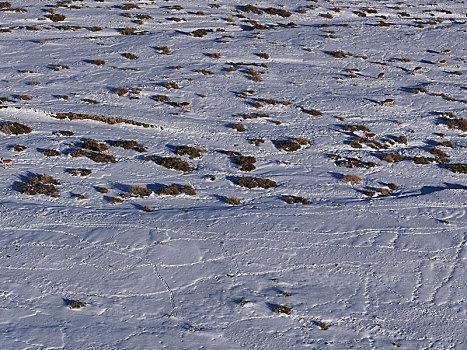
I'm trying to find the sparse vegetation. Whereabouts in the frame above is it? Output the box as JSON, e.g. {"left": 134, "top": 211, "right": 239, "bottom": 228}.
{"left": 18, "top": 174, "right": 61, "bottom": 197}
{"left": 236, "top": 177, "right": 277, "bottom": 189}
{"left": 155, "top": 157, "right": 194, "bottom": 172}
{"left": 0, "top": 122, "right": 32, "bottom": 135}
{"left": 342, "top": 174, "right": 362, "bottom": 185}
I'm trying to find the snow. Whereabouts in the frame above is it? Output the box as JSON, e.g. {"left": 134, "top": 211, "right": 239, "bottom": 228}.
{"left": 0, "top": 0, "right": 465, "bottom": 349}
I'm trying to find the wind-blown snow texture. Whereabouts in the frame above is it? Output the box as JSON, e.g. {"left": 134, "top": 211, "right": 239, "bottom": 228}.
{"left": 0, "top": 1, "right": 466, "bottom": 349}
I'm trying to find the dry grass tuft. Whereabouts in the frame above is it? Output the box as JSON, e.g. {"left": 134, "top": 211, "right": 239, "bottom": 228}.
{"left": 127, "top": 185, "right": 152, "bottom": 197}
{"left": 274, "top": 305, "right": 292, "bottom": 315}
{"left": 174, "top": 146, "right": 207, "bottom": 159}
{"left": 277, "top": 138, "right": 310, "bottom": 152}
{"left": 41, "top": 149, "right": 60, "bottom": 156}
{"left": 52, "top": 112, "right": 153, "bottom": 128}
{"left": 158, "top": 185, "right": 180, "bottom": 196}
{"left": 225, "top": 196, "right": 241, "bottom": 205}
{"left": 0, "top": 122, "right": 32, "bottom": 135}
{"left": 445, "top": 164, "right": 467, "bottom": 173}
{"left": 284, "top": 196, "right": 310, "bottom": 204}
{"left": 380, "top": 153, "right": 404, "bottom": 163}
{"left": 68, "top": 169, "right": 91, "bottom": 176}
{"left": 155, "top": 157, "right": 194, "bottom": 172}
{"left": 142, "top": 205, "right": 153, "bottom": 212}
{"left": 236, "top": 177, "right": 277, "bottom": 189}
{"left": 235, "top": 156, "right": 257, "bottom": 171}
{"left": 342, "top": 174, "right": 362, "bottom": 185}
{"left": 18, "top": 174, "right": 60, "bottom": 197}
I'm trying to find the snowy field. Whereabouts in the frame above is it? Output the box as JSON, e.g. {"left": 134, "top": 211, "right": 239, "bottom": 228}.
{"left": 0, "top": 1, "right": 466, "bottom": 349}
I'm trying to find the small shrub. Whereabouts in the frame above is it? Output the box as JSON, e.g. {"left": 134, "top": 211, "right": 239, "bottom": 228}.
{"left": 445, "top": 164, "right": 467, "bottom": 174}
{"left": 376, "top": 188, "right": 390, "bottom": 196}
{"left": 48, "top": 13, "right": 66, "bottom": 22}
{"left": 41, "top": 149, "right": 60, "bottom": 156}
{"left": 19, "top": 173, "right": 60, "bottom": 197}
{"left": 318, "top": 322, "right": 329, "bottom": 330}
{"left": 158, "top": 46, "right": 171, "bottom": 55}
{"left": 174, "top": 145, "right": 207, "bottom": 159}
{"left": 109, "top": 197, "right": 123, "bottom": 204}
{"left": 274, "top": 305, "right": 292, "bottom": 315}
{"left": 68, "top": 169, "right": 91, "bottom": 176}
{"left": 447, "top": 118, "right": 467, "bottom": 132}
{"left": 413, "top": 157, "right": 430, "bottom": 164}
{"left": 225, "top": 196, "right": 241, "bottom": 205}
{"left": 123, "top": 52, "right": 138, "bottom": 60}
{"left": 231, "top": 123, "right": 246, "bottom": 132}
{"left": 342, "top": 174, "right": 362, "bottom": 185}
{"left": 155, "top": 95, "right": 170, "bottom": 102}
{"left": 158, "top": 185, "right": 179, "bottom": 195}
{"left": 127, "top": 185, "right": 152, "bottom": 197}
{"left": 236, "top": 177, "right": 277, "bottom": 189}
{"left": 381, "top": 153, "right": 404, "bottom": 163}
{"left": 98, "top": 187, "right": 108, "bottom": 193}
{"left": 284, "top": 196, "right": 310, "bottom": 204}
{"left": 155, "top": 157, "right": 193, "bottom": 172}
{"left": 0, "top": 122, "right": 32, "bottom": 135}
{"left": 10, "top": 145, "right": 27, "bottom": 152}
{"left": 191, "top": 29, "right": 208, "bottom": 37}
{"left": 362, "top": 189, "right": 375, "bottom": 197}
{"left": 110, "top": 140, "right": 139, "bottom": 149}
{"left": 396, "top": 135, "right": 407, "bottom": 144}
{"left": 388, "top": 183, "right": 399, "bottom": 190}
{"left": 69, "top": 301, "right": 86, "bottom": 309}
{"left": 114, "top": 87, "right": 128, "bottom": 96}
{"left": 181, "top": 185, "right": 196, "bottom": 195}
{"left": 120, "top": 27, "right": 136, "bottom": 35}
{"left": 90, "top": 59, "right": 105, "bottom": 66}
{"left": 142, "top": 205, "right": 153, "bottom": 212}
{"left": 54, "top": 130, "right": 74, "bottom": 137}
{"left": 329, "top": 50, "right": 349, "bottom": 58}
{"left": 235, "top": 156, "right": 257, "bottom": 171}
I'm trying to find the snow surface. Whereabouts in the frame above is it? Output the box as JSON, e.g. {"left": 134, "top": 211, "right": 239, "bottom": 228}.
{"left": 0, "top": 0, "right": 466, "bottom": 349}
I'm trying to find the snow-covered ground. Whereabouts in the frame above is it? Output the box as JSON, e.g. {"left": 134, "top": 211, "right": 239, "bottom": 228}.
{"left": 0, "top": 1, "right": 465, "bottom": 349}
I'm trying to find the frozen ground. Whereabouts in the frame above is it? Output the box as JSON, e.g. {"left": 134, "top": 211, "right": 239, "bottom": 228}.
{"left": 0, "top": 1, "right": 465, "bottom": 349}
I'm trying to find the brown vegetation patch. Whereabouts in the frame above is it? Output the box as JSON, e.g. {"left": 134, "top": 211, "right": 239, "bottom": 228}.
{"left": 68, "top": 169, "right": 91, "bottom": 176}
{"left": 110, "top": 140, "right": 139, "bottom": 149}
{"left": 98, "top": 187, "right": 108, "bottom": 193}
{"left": 236, "top": 177, "right": 277, "bottom": 189}
{"left": 126, "top": 185, "right": 152, "bottom": 197}
{"left": 445, "top": 164, "right": 467, "bottom": 174}
{"left": 336, "top": 158, "right": 376, "bottom": 168}
{"left": 234, "top": 156, "right": 257, "bottom": 172}
{"left": 342, "top": 174, "right": 362, "bottom": 185}
{"left": 108, "top": 197, "right": 123, "bottom": 204}
{"left": 231, "top": 123, "right": 246, "bottom": 132}
{"left": 276, "top": 138, "right": 310, "bottom": 152}
{"left": 69, "top": 300, "right": 86, "bottom": 309}
{"left": 82, "top": 138, "right": 109, "bottom": 153}
{"left": 155, "top": 157, "right": 193, "bottom": 172}
{"left": 174, "top": 146, "right": 207, "bottom": 159}
{"left": 225, "top": 196, "right": 241, "bottom": 205}
{"left": 0, "top": 122, "right": 32, "bottom": 135}
{"left": 380, "top": 153, "right": 404, "bottom": 163}
{"left": 274, "top": 305, "right": 292, "bottom": 315}
{"left": 191, "top": 29, "right": 208, "bottom": 37}
{"left": 52, "top": 112, "right": 153, "bottom": 128}
{"left": 413, "top": 156, "right": 430, "bottom": 164}
{"left": 18, "top": 173, "right": 60, "bottom": 197}
{"left": 447, "top": 118, "right": 467, "bottom": 132}
{"left": 157, "top": 185, "right": 179, "bottom": 196}
{"left": 69, "top": 149, "right": 115, "bottom": 163}
{"left": 284, "top": 196, "right": 310, "bottom": 204}
{"left": 41, "top": 149, "right": 60, "bottom": 156}
{"left": 10, "top": 145, "right": 27, "bottom": 152}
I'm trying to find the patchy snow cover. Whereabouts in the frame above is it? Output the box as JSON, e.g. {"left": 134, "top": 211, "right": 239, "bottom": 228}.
{"left": 0, "top": 0, "right": 465, "bottom": 349}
